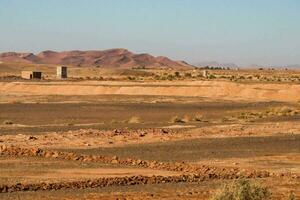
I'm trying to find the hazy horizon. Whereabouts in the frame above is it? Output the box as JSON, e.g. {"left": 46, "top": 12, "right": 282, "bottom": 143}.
{"left": 1, "top": 0, "right": 300, "bottom": 66}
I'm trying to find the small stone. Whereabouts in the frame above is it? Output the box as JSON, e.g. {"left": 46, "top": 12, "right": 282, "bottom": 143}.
{"left": 139, "top": 133, "right": 146, "bottom": 137}
{"left": 162, "top": 129, "right": 169, "bottom": 134}
{"left": 136, "top": 159, "right": 143, "bottom": 165}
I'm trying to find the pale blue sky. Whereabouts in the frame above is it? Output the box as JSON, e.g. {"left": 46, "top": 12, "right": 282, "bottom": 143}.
{"left": 1, "top": 0, "right": 300, "bottom": 66}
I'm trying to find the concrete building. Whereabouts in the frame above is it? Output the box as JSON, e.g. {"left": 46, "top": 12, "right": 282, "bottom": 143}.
{"left": 57, "top": 66, "right": 68, "bottom": 79}
{"left": 21, "top": 71, "right": 42, "bottom": 79}
{"left": 202, "top": 70, "right": 208, "bottom": 78}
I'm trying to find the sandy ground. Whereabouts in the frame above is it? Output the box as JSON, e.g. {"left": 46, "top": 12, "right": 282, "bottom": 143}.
{"left": 1, "top": 80, "right": 300, "bottom": 102}
{"left": 1, "top": 178, "right": 299, "bottom": 200}
{"left": 194, "top": 153, "right": 300, "bottom": 174}
{"left": 1, "top": 122, "right": 299, "bottom": 149}
{"left": 1, "top": 78, "right": 300, "bottom": 199}
{"left": 0, "top": 157, "right": 180, "bottom": 185}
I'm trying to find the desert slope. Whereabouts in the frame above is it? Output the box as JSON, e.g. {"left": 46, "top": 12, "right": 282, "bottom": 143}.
{"left": 0, "top": 49, "right": 193, "bottom": 69}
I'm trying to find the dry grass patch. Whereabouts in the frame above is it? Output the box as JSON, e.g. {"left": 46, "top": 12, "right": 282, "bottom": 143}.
{"left": 170, "top": 114, "right": 208, "bottom": 123}
{"left": 193, "top": 114, "right": 203, "bottom": 122}
{"left": 127, "top": 116, "right": 141, "bottom": 124}
{"left": 268, "top": 106, "right": 299, "bottom": 116}
{"left": 170, "top": 115, "right": 191, "bottom": 123}
{"left": 210, "top": 179, "right": 271, "bottom": 200}
{"left": 3, "top": 120, "right": 13, "bottom": 125}
{"left": 170, "top": 116, "right": 186, "bottom": 123}
{"left": 287, "top": 192, "right": 296, "bottom": 200}
{"left": 234, "top": 106, "right": 300, "bottom": 122}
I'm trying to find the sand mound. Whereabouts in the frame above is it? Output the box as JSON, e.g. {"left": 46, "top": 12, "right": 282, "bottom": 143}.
{"left": 0, "top": 81, "right": 299, "bottom": 102}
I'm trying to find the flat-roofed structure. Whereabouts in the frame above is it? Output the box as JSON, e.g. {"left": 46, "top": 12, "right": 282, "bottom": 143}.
{"left": 57, "top": 66, "right": 67, "bottom": 79}
{"left": 21, "top": 71, "right": 42, "bottom": 79}
{"left": 202, "top": 70, "right": 208, "bottom": 78}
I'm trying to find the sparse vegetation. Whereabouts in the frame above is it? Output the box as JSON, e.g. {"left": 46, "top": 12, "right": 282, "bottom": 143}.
{"left": 167, "top": 74, "right": 175, "bottom": 81}
{"left": 127, "top": 76, "right": 136, "bottom": 81}
{"left": 3, "top": 120, "right": 13, "bottom": 125}
{"left": 127, "top": 116, "right": 141, "bottom": 124}
{"left": 234, "top": 106, "right": 300, "bottom": 122}
{"left": 174, "top": 71, "right": 180, "bottom": 77}
{"left": 193, "top": 114, "right": 203, "bottom": 122}
{"left": 209, "top": 74, "right": 216, "bottom": 79}
{"left": 210, "top": 179, "right": 271, "bottom": 200}
{"left": 287, "top": 192, "right": 296, "bottom": 200}
{"left": 184, "top": 72, "right": 192, "bottom": 78}
{"left": 1, "top": 64, "right": 300, "bottom": 199}
{"left": 170, "top": 116, "right": 186, "bottom": 123}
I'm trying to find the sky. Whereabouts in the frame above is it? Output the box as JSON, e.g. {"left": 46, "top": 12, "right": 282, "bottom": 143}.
{"left": 0, "top": 0, "right": 300, "bottom": 66}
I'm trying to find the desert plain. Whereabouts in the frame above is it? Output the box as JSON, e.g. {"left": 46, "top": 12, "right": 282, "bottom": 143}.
{"left": 0, "top": 62, "right": 300, "bottom": 199}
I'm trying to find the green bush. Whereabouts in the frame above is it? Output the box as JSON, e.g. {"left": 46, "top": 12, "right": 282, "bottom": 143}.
{"left": 210, "top": 179, "right": 271, "bottom": 200}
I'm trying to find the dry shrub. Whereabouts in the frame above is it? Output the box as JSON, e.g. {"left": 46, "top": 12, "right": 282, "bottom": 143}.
{"left": 270, "top": 106, "right": 299, "bottom": 116}
{"left": 127, "top": 116, "right": 141, "bottom": 124}
{"left": 287, "top": 192, "right": 296, "bottom": 200}
{"left": 237, "top": 106, "right": 300, "bottom": 121}
{"left": 170, "top": 116, "right": 185, "bottom": 123}
{"left": 193, "top": 114, "right": 203, "bottom": 122}
{"left": 211, "top": 179, "right": 271, "bottom": 200}
{"left": 3, "top": 120, "right": 13, "bottom": 125}
{"left": 110, "top": 119, "right": 119, "bottom": 124}
{"left": 182, "top": 115, "right": 190, "bottom": 123}
{"left": 277, "top": 106, "right": 293, "bottom": 114}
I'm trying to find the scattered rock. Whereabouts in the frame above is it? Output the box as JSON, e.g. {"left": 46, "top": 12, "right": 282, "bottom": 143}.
{"left": 28, "top": 136, "right": 37, "bottom": 141}
{"left": 162, "top": 129, "right": 169, "bottom": 134}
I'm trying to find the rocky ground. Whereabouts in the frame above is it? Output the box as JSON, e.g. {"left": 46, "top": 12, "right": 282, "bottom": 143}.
{"left": 0, "top": 79, "right": 300, "bottom": 199}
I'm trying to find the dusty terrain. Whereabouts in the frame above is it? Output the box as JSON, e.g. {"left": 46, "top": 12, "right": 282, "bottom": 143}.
{"left": 1, "top": 80, "right": 300, "bottom": 102}
{"left": 0, "top": 67, "right": 300, "bottom": 199}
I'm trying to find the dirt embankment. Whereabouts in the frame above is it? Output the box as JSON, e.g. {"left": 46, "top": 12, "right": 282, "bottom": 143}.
{"left": 0, "top": 145, "right": 282, "bottom": 193}
{"left": 1, "top": 81, "right": 300, "bottom": 102}
{"left": 1, "top": 145, "right": 295, "bottom": 179}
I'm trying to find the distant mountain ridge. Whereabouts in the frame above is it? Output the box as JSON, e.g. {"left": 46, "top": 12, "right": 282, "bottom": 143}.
{"left": 194, "top": 61, "right": 238, "bottom": 68}
{"left": 0, "top": 49, "right": 193, "bottom": 69}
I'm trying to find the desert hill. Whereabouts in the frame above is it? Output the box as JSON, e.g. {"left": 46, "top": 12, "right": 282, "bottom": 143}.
{"left": 0, "top": 49, "right": 193, "bottom": 69}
